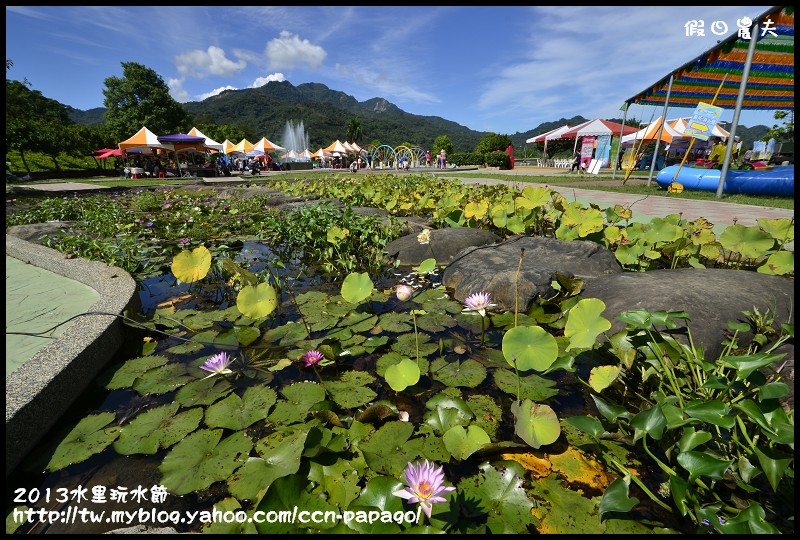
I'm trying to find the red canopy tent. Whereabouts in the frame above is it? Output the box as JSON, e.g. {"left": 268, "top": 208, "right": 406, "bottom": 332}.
{"left": 558, "top": 119, "right": 639, "bottom": 140}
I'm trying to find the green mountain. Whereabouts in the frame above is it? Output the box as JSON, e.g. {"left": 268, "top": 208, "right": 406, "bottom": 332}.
{"left": 66, "top": 80, "right": 769, "bottom": 152}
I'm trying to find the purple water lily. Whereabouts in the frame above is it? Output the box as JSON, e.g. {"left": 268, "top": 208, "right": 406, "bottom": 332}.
{"left": 302, "top": 350, "right": 324, "bottom": 368}
{"left": 392, "top": 460, "right": 455, "bottom": 519}
{"left": 462, "top": 291, "right": 496, "bottom": 317}
{"left": 199, "top": 352, "right": 233, "bottom": 378}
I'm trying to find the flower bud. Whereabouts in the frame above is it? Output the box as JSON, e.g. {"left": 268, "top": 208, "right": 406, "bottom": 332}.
{"left": 396, "top": 284, "right": 414, "bottom": 302}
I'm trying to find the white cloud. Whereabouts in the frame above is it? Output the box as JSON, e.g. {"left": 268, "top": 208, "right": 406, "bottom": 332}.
{"left": 265, "top": 31, "right": 326, "bottom": 70}
{"left": 167, "top": 77, "right": 190, "bottom": 103}
{"left": 175, "top": 45, "right": 247, "bottom": 78}
{"left": 250, "top": 72, "right": 286, "bottom": 88}
{"left": 197, "top": 85, "right": 239, "bottom": 101}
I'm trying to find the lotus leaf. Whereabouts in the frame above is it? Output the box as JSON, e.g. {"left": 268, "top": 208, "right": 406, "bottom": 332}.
{"left": 502, "top": 325, "right": 558, "bottom": 371}
{"left": 236, "top": 282, "right": 278, "bottom": 319}
{"left": 385, "top": 357, "right": 421, "bottom": 392}
{"left": 511, "top": 399, "right": 560, "bottom": 449}
{"left": 757, "top": 217, "right": 794, "bottom": 243}
{"left": 415, "top": 257, "right": 437, "bottom": 275}
{"left": 171, "top": 245, "right": 212, "bottom": 283}
{"left": 341, "top": 272, "right": 374, "bottom": 304}
{"left": 588, "top": 364, "right": 621, "bottom": 393}
{"left": 756, "top": 251, "right": 793, "bottom": 275}
{"left": 565, "top": 298, "right": 611, "bottom": 351}
{"left": 719, "top": 224, "right": 775, "bottom": 259}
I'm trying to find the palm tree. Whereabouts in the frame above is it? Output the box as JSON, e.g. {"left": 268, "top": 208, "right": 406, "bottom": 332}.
{"left": 346, "top": 118, "right": 362, "bottom": 144}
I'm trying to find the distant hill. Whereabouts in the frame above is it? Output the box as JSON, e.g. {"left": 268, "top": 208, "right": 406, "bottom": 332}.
{"left": 66, "top": 81, "right": 770, "bottom": 152}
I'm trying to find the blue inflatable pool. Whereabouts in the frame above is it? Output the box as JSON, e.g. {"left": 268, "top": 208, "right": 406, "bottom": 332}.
{"left": 656, "top": 165, "right": 794, "bottom": 197}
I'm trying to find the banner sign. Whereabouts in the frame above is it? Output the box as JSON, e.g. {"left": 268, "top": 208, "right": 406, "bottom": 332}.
{"left": 684, "top": 101, "right": 722, "bottom": 141}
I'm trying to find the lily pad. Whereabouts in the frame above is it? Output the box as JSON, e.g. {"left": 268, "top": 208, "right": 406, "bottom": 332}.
{"left": 268, "top": 381, "right": 326, "bottom": 425}
{"left": 105, "top": 355, "right": 169, "bottom": 390}
{"left": 227, "top": 428, "right": 310, "bottom": 502}
{"left": 430, "top": 358, "right": 486, "bottom": 388}
{"left": 493, "top": 369, "right": 559, "bottom": 401}
{"left": 159, "top": 429, "right": 252, "bottom": 496}
{"left": 359, "top": 421, "right": 424, "bottom": 476}
{"left": 132, "top": 362, "right": 194, "bottom": 395}
{"left": 325, "top": 371, "right": 378, "bottom": 409}
{"left": 443, "top": 424, "right": 490, "bottom": 460}
{"left": 114, "top": 403, "right": 203, "bottom": 455}
{"left": 457, "top": 462, "right": 535, "bottom": 534}
{"left": 174, "top": 376, "right": 234, "bottom": 407}
{"left": 205, "top": 385, "right": 278, "bottom": 430}
{"left": 46, "top": 412, "right": 120, "bottom": 472}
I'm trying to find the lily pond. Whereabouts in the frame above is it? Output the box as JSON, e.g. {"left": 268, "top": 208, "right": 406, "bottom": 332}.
{"left": 6, "top": 174, "right": 794, "bottom": 534}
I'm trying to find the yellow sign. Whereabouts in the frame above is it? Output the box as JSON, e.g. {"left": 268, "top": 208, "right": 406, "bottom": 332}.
{"left": 668, "top": 182, "right": 684, "bottom": 193}
{"left": 684, "top": 102, "right": 722, "bottom": 141}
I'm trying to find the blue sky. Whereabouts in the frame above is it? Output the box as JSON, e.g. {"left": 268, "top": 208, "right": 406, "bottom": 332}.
{"left": 6, "top": 6, "right": 781, "bottom": 135}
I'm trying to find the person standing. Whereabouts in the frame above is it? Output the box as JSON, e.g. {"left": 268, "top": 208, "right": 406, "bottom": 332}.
{"left": 440, "top": 149, "right": 446, "bottom": 169}
{"left": 571, "top": 150, "right": 581, "bottom": 173}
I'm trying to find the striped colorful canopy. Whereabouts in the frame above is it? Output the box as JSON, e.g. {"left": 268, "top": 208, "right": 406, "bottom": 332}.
{"left": 626, "top": 6, "right": 793, "bottom": 111}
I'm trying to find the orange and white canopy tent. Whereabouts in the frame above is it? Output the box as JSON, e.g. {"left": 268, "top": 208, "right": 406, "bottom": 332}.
{"left": 221, "top": 139, "right": 235, "bottom": 154}
{"left": 669, "top": 118, "right": 730, "bottom": 140}
{"left": 187, "top": 127, "right": 223, "bottom": 152}
{"left": 620, "top": 116, "right": 686, "bottom": 146}
{"left": 324, "top": 140, "right": 349, "bottom": 154}
{"left": 118, "top": 126, "right": 167, "bottom": 153}
{"left": 246, "top": 137, "right": 286, "bottom": 155}
{"left": 226, "top": 138, "right": 253, "bottom": 156}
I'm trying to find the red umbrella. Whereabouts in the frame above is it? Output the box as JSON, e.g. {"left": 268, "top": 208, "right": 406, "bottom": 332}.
{"left": 96, "top": 149, "right": 123, "bottom": 159}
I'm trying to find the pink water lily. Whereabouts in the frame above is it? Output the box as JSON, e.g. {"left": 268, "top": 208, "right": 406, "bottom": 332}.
{"left": 302, "top": 350, "right": 324, "bottom": 368}
{"left": 392, "top": 460, "right": 455, "bottom": 518}
{"left": 462, "top": 291, "right": 496, "bottom": 317}
{"left": 199, "top": 352, "right": 233, "bottom": 379}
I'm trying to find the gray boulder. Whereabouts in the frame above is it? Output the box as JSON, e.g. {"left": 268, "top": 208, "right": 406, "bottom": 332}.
{"left": 442, "top": 236, "right": 621, "bottom": 311}
{"left": 386, "top": 227, "right": 502, "bottom": 266}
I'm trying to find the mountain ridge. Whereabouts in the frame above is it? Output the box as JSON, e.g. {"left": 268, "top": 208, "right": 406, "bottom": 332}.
{"left": 67, "top": 80, "right": 769, "bottom": 152}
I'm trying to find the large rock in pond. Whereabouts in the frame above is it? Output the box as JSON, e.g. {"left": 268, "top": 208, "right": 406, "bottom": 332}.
{"left": 386, "top": 227, "right": 501, "bottom": 266}
{"left": 581, "top": 268, "right": 794, "bottom": 408}
{"left": 442, "top": 236, "right": 622, "bottom": 312}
